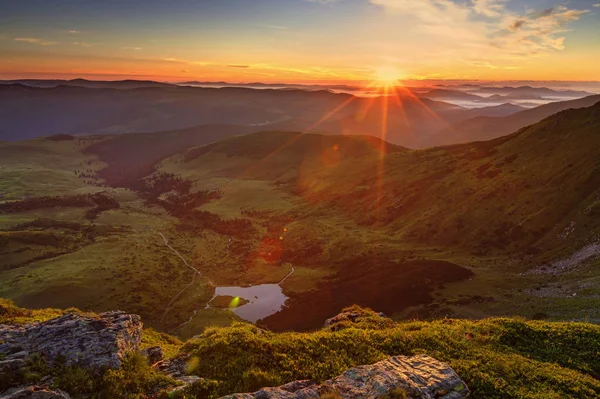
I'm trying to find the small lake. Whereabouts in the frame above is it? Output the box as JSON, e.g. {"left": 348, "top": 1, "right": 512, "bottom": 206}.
{"left": 214, "top": 284, "right": 289, "bottom": 323}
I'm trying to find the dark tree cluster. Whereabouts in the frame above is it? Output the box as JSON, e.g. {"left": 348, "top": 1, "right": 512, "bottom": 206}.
{"left": 0, "top": 193, "right": 119, "bottom": 221}
{"left": 178, "top": 210, "right": 257, "bottom": 239}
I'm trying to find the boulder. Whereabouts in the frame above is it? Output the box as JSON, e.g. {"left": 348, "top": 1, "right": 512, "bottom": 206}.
{"left": 219, "top": 355, "right": 469, "bottom": 399}
{"left": 0, "top": 311, "right": 142, "bottom": 370}
{"left": 0, "top": 358, "right": 26, "bottom": 374}
{"left": 155, "top": 353, "right": 190, "bottom": 378}
{"left": 142, "top": 346, "right": 164, "bottom": 365}
{"left": 0, "top": 386, "right": 71, "bottom": 399}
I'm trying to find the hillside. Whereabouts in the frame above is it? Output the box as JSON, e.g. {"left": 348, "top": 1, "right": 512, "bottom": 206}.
{"left": 0, "top": 84, "right": 457, "bottom": 143}
{"left": 1, "top": 301, "right": 600, "bottom": 399}
{"left": 428, "top": 95, "right": 600, "bottom": 146}
{"left": 0, "top": 82, "right": 540, "bottom": 147}
{"left": 1, "top": 103, "right": 599, "bottom": 338}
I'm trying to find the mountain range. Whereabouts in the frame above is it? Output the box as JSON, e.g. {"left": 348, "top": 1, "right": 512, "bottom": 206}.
{"left": 0, "top": 81, "right": 596, "bottom": 149}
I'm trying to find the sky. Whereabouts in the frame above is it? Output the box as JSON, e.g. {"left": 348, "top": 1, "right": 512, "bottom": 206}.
{"left": 0, "top": 0, "right": 599, "bottom": 83}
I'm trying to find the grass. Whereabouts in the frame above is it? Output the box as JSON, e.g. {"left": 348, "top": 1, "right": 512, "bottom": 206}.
{"left": 0, "top": 138, "right": 105, "bottom": 200}
{"left": 179, "top": 307, "right": 600, "bottom": 398}
{"left": 2, "top": 104, "right": 600, "bottom": 339}
{"left": 0, "top": 297, "right": 68, "bottom": 324}
{"left": 3, "top": 300, "right": 600, "bottom": 398}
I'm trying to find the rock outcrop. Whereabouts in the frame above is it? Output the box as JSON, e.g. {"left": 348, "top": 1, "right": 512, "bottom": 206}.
{"left": 0, "top": 311, "right": 142, "bottom": 369}
{"left": 219, "top": 355, "right": 469, "bottom": 399}
{"left": 0, "top": 386, "right": 71, "bottom": 399}
{"left": 324, "top": 308, "right": 394, "bottom": 330}
{"left": 142, "top": 345, "right": 164, "bottom": 365}
{"left": 155, "top": 353, "right": 190, "bottom": 378}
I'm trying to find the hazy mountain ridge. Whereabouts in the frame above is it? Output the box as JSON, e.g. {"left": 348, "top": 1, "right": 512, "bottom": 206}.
{"left": 428, "top": 94, "right": 600, "bottom": 146}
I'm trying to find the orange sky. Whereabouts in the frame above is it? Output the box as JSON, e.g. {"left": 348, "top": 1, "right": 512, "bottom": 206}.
{"left": 1, "top": 0, "right": 599, "bottom": 83}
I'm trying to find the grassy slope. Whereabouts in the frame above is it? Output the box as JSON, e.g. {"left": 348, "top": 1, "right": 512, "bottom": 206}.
{"left": 2, "top": 103, "right": 599, "bottom": 337}
{"left": 157, "top": 104, "right": 600, "bottom": 326}
{"left": 182, "top": 308, "right": 600, "bottom": 398}
{"left": 430, "top": 94, "right": 600, "bottom": 146}
{"left": 308, "top": 102, "right": 600, "bottom": 256}
{"left": 0, "top": 136, "right": 220, "bottom": 333}
{"left": 0, "top": 137, "right": 104, "bottom": 200}
{"left": 2, "top": 301, "right": 599, "bottom": 399}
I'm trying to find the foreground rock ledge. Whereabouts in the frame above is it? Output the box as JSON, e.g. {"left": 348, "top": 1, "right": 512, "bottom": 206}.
{"left": 0, "top": 311, "right": 142, "bottom": 369}
{"left": 220, "top": 354, "right": 469, "bottom": 399}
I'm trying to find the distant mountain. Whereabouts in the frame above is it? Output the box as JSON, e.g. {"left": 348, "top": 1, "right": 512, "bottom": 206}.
{"left": 425, "top": 95, "right": 600, "bottom": 147}
{"left": 420, "top": 89, "right": 489, "bottom": 102}
{"left": 474, "top": 85, "right": 592, "bottom": 98}
{"left": 0, "top": 84, "right": 364, "bottom": 140}
{"left": 0, "top": 78, "right": 177, "bottom": 90}
{"left": 448, "top": 103, "right": 526, "bottom": 120}
{"left": 0, "top": 81, "right": 578, "bottom": 147}
{"left": 179, "top": 80, "right": 364, "bottom": 91}
{"left": 0, "top": 83, "right": 484, "bottom": 145}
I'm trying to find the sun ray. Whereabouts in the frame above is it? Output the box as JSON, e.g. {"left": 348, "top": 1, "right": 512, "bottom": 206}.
{"left": 232, "top": 82, "right": 381, "bottom": 181}
{"left": 376, "top": 85, "right": 389, "bottom": 223}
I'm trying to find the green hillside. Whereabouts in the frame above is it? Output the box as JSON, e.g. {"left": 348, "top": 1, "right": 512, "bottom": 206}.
{"left": 2, "top": 301, "right": 600, "bottom": 399}
{"left": 1, "top": 103, "right": 599, "bottom": 337}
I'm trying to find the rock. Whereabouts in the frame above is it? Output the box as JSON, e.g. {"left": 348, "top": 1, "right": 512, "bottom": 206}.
{"left": 324, "top": 311, "right": 361, "bottom": 327}
{"left": 0, "top": 358, "right": 26, "bottom": 374}
{"left": 323, "top": 308, "right": 393, "bottom": 330}
{"left": 154, "top": 353, "right": 191, "bottom": 378}
{"left": 0, "top": 386, "right": 71, "bottom": 399}
{"left": 142, "top": 346, "right": 164, "bottom": 365}
{"left": 169, "top": 376, "right": 203, "bottom": 394}
{"left": 0, "top": 311, "right": 142, "bottom": 370}
{"left": 219, "top": 355, "right": 469, "bottom": 399}
{"left": 4, "top": 351, "right": 29, "bottom": 361}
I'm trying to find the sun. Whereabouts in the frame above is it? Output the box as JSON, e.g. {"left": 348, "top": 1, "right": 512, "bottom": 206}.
{"left": 373, "top": 66, "right": 404, "bottom": 87}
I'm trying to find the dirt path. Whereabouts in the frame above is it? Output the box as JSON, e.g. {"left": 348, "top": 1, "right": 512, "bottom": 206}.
{"left": 279, "top": 263, "right": 295, "bottom": 285}
{"left": 158, "top": 232, "right": 215, "bottom": 324}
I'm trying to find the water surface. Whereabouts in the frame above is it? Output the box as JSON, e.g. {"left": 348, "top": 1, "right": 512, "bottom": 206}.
{"left": 214, "top": 284, "right": 288, "bottom": 322}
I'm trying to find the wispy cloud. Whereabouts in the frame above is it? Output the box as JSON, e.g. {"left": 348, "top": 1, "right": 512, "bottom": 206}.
{"left": 14, "top": 37, "right": 57, "bottom": 45}
{"left": 68, "top": 30, "right": 80, "bottom": 34}
{"left": 121, "top": 46, "right": 142, "bottom": 51}
{"left": 369, "top": 0, "right": 588, "bottom": 64}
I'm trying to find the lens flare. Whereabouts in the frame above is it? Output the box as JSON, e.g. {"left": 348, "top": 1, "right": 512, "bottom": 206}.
{"left": 229, "top": 296, "right": 241, "bottom": 308}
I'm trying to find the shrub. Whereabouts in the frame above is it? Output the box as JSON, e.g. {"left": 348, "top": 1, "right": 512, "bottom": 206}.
{"left": 100, "top": 352, "right": 177, "bottom": 399}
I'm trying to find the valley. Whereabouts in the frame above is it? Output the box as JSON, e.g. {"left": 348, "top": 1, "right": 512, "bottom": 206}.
{"left": 1, "top": 101, "right": 599, "bottom": 339}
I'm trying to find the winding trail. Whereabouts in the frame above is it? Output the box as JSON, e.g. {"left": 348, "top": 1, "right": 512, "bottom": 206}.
{"left": 158, "top": 232, "right": 213, "bottom": 285}
{"left": 158, "top": 232, "right": 214, "bottom": 324}
{"left": 279, "top": 263, "right": 295, "bottom": 285}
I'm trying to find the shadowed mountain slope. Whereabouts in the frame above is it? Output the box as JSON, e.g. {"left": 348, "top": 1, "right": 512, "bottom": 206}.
{"left": 428, "top": 95, "right": 600, "bottom": 147}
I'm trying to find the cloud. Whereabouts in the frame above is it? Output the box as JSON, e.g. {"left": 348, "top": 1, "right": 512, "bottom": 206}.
{"left": 68, "top": 30, "right": 80, "bottom": 34}
{"left": 369, "top": 0, "right": 588, "bottom": 65}
{"left": 509, "top": 19, "right": 527, "bottom": 31}
{"left": 14, "top": 37, "right": 57, "bottom": 45}
{"left": 73, "top": 42, "right": 93, "bottom": 47}
{"left": 227, "top": 64, "right": 250, "bottom": 68}
{"left": 472, "top": 0, "right": 506, "bottom": 17}
{"left": 121, "top": 46, "right": 142, "bottom": 51}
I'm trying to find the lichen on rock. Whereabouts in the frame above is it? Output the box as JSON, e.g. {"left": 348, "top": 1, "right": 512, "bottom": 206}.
{"left": 219, "top": 354, "right": 469, "bottom": 399}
